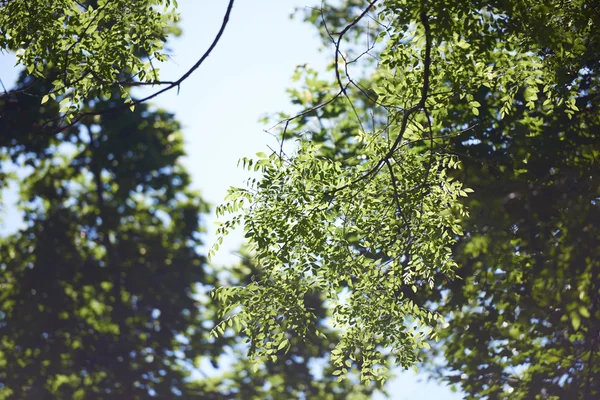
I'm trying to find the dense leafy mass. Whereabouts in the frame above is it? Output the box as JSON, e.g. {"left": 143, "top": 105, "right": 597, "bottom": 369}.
{"left": 0, "top": 0, "right": 178, "bottom": 116}
{"left": 279, "top": 0, "right": 598, "bottom": 397}
{"left": 211, "top": 0, "right": 599, "bottom": 394}
{"left": 0, "top": 71, "right": 208, "bottom": 398}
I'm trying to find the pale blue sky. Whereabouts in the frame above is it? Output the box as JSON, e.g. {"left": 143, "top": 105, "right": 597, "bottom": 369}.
{"left": 0, "top": 1, "right": 463, "bottom": 398}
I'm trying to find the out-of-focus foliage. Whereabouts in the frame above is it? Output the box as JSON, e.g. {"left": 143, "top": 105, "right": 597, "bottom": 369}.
{"left": 0, "top": 0, "right": 179, "bottom": 116}
{"left": 0, "top": 71, "right": 210, "bottom": 398}
{"left": 211, "top": 0, "right": 599, "bottom": 395}
{"left": 428, "top": 75, "right": 600, "bottom": 399}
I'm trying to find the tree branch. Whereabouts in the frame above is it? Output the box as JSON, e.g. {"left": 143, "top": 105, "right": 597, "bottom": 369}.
{"left": 42, "top": 0, "right": 236, "bottom": 133}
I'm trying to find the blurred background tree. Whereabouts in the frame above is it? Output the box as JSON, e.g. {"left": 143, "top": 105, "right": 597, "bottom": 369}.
{"left": 0, "top": 70, "right": 212, "bottom": 397}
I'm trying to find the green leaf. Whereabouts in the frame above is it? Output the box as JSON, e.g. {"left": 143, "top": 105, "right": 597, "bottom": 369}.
{"left": 579, "top": 307, "right": 590, "bottom": 318}
{"left": 277, "top": 339, "right": 288, "bottom": 351}
{"left": 570, "top": 311, "right": 581, "bottom": 331}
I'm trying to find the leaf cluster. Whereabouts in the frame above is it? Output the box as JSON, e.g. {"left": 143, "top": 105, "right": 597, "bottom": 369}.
{"left": 0, "top": 0, "right": 178, "bottom": 118}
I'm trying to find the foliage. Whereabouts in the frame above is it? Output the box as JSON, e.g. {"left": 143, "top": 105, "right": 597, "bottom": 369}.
{"left": 0, "top": 0, "right": 179, "bottom": 116}
{"left": 289, "top": 0, "right": 599, "bottom": 397}
{"left": 0, "top": 72, "right": 211, "bottom": 398}
{"left": 0, "top": 68, "right": 381, "bottom": 399}
{"left": 428, "top": 84, "right": 600, "bottom": 399}
{"left": 211, "top": 0, "right": 599, "bottom": 393}
{"left": 2, "top": 0, "right": 598, "bottom": 397}
{"left": 419, "top": 30, "right": 600, "bottom": 399}
{"left": 213, "top": 140, "right": 467, "bottom": 384}
{"left": 190, "top": 250, "right": 380, "bottom": 399}
{"left": 0, "top": 1, "right": 390, "bottom": 397}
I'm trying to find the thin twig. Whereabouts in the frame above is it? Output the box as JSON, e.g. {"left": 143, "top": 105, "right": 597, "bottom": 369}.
{"left": 326, "top": 10, "right": 433, "bottom": 195}
{"left": 333, "top": 0, "right": 380, "bottom": 97}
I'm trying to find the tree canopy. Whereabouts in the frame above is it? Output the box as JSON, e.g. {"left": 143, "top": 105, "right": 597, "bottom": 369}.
{"left": 235, "top": 0, "right": 597, "bottom": 397}
{"left": 0, "top": 0, "right": 233, "bottom": 123}
{"left": 211, "top": 0, "right": 599, "bottom": 392}
{"left": 1, "top": 0, "right": 599, "bottom": 398}
{"left": 0, "top": 70, "right": 211, "bottom": 397}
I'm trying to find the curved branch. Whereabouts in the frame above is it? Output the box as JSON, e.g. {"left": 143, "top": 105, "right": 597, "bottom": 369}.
{"left": 333, "top": 0, "right": 379, "bottom": 96}
{"left": 326, "top": 10, "right": 433, "bottom": 195}
{"left": 42, "top": 0, "right": 236, "bottom": 133}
